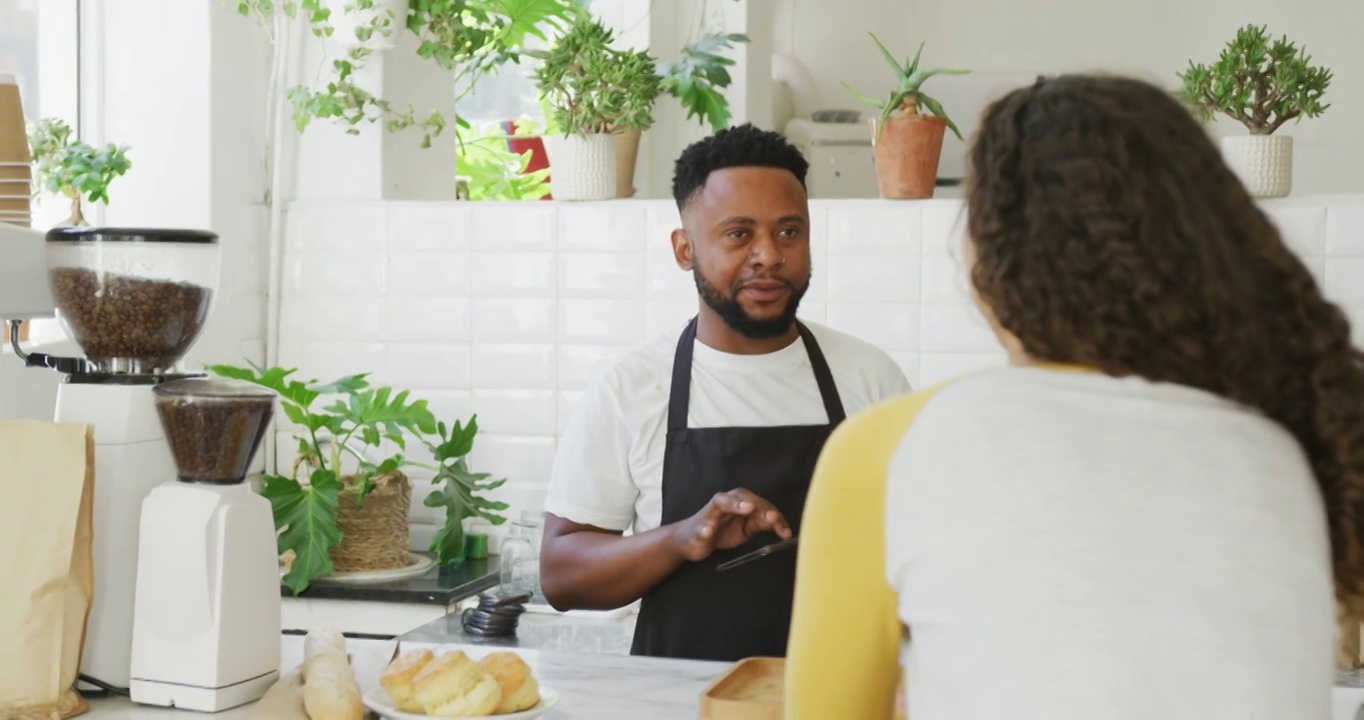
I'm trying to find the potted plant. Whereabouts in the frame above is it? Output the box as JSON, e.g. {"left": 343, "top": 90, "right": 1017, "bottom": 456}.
{"left": 845, "top": 34, "right": 969, "bottom": 200}
{"left": 602, "top": 31, "right": 748, "bottom": 198}
{"left": 1177, "top": 24, "right": 1332, "bottom": 199}
{"left": 532, "top": 16, "right": 661, "bottom": 201}
{"left": 209, "top": 363, "right": 510, "bottom": 595}
{"left": 27, "top": 117, "right": 131, "bottom": 227}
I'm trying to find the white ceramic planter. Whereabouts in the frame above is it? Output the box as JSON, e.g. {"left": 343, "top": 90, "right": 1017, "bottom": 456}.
{"left": 1220, "top": 134, "right": 1293, "bottom": 199}
{"left": 542, "top": 133, "right": 617, "bottom": 201}
{"left": 323, "top": 0, "right": 408, "bottom": 51}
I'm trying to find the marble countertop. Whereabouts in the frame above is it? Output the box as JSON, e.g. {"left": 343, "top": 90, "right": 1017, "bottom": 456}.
{"left": 82, "top": 627, "right": 725, "bottom": 719}
{"left": 77, "top": 611, "right": 1364, "bottom": 719}
{"left": 400, "top": 606, "right": 638, "bottom": 656}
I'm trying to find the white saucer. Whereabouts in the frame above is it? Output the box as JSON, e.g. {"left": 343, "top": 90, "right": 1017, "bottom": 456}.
{"left": 310, "top": 552, "right": 436, "bottom": 586}
{"left": 362, "top": 686, "right": 560, "bottom": 720}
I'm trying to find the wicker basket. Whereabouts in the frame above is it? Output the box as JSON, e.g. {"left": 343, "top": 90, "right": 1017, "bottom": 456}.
{"left": 331, "top": 470, "right": 413, "bottom": 572}
{"left": 289, "top": 455, "right": 412, "bottom": 573}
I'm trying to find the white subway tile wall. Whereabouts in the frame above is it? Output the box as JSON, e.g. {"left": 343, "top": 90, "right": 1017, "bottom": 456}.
{"left": 271, "top": 196, "right": 1364, "bottom": 539}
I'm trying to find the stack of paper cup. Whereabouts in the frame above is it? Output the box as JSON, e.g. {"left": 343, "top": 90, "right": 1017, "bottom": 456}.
{"left": 0, "top": 74, "right": 32, "bottom": 229}
{"left": 0, "top": 73, "right": 32, "bottom": 343}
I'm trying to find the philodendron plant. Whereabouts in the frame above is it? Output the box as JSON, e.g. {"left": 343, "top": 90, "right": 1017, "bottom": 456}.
{"left": 659, "top": 32, "right": 750, "bottom": 132}
{"left": 209, "top": 362, "right": 510, "bottom": 594}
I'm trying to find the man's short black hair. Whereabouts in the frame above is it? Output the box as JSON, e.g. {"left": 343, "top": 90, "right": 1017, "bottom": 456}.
{"left": 671, "top": 123, "right": 810, "bottom": 211}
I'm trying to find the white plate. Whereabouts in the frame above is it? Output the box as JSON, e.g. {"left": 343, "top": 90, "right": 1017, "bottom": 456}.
{"left": 288, "top": 552, "right": 436, "bottom": 586}
{"left": 362, "top": 685, "right": 560, "bottom": 720}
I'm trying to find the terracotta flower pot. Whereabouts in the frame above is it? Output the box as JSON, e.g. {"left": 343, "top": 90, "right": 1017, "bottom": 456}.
{"left": 871, "top": 114, "right": 947, "bottom": 200}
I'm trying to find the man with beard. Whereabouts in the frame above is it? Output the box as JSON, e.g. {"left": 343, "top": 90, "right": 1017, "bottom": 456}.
{"left": 539, "top": 124, "right": 912, "bottom": 662}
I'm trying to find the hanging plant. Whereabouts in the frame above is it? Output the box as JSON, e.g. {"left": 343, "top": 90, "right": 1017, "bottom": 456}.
{"left": 237, "top": 0, "right": 584, "bottom": 149}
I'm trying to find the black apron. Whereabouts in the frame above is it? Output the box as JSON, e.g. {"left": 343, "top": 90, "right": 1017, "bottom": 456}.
{"left": 630, "top": 316, "right": 847, "bottom": 662}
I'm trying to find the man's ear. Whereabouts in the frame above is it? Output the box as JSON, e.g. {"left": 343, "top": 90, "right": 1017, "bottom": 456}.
{"left": 670, "top": 228, "right": 693, "bottom": 271}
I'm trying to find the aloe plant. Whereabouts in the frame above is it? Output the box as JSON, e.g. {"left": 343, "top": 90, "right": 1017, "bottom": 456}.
{"left": 844, "top": 33, "right": 970, "bottom": 141}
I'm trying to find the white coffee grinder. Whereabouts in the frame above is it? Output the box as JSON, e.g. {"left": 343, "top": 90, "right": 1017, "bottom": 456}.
{"left": 3, "top": 225, "right": 281, "bottom": 709}
{"left": 129, "top": 376, "right": 281, "bottom": 711}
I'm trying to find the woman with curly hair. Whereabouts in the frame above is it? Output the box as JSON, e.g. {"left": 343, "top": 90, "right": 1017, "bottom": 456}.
{"left": 785, "top": 74, "right": 1360, "bottom": 719}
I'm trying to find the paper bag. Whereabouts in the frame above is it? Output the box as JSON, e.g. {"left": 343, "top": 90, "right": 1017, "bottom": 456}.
{"left": 0, "top": 420, "right": 95, "bottom": 719}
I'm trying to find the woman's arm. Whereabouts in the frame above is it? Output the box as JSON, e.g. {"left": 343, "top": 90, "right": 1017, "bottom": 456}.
{"left": 785, "top": 386, "right": 949, "bottom": 720}
{"left": 785, "top": 406, "right": 906, "bottom": 718}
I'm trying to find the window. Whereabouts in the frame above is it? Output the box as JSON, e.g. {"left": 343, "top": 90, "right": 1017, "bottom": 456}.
{"left": 0, "top": 0, "right": 80, "bottom": 230}
{"left": 454, "top": 0, "right": 651, "bottom": 125}
{"left": 0, "top": 0, "right": 78, "bottom": 347}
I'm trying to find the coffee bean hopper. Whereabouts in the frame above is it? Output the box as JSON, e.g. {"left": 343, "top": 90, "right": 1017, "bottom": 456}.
{"left": 4, "top": 227, "right": 279, "bottom": 709}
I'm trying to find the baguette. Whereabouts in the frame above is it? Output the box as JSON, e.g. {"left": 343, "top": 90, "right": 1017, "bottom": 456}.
{"left": 301, "top": 628, "right": 364, "bottom": 720}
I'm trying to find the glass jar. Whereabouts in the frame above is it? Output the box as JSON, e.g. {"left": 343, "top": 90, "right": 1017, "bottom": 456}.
{"left": 499, "top": 518, "right": 543, "bottom": 599}
{"left": 499, "top": 523, "right": 532, "bottom": 594}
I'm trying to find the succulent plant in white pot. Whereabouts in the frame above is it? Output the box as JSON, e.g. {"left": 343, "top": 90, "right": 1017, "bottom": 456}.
{"left": 531, "top": 16, "right": 661, "bottom": 201}
{"left": 1178, "top": 24, "right": 1332, "bottom": 199}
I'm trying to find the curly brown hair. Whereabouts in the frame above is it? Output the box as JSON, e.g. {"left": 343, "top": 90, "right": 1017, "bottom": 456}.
{"left": 965, "top": 74, "right": 1364, "bottom": 617}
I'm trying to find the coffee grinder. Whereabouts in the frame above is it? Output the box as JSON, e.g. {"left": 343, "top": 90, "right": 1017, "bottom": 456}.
{"left": 3, "top": 226, "right": 280, "bottom": 706}
{"left": 129, "top": 376, "right": 281, "bottom": 711}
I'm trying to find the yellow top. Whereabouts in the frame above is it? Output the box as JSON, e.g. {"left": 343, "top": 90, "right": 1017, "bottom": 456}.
{"left": 784, "top": 382, "right": 953, "bottom": 719}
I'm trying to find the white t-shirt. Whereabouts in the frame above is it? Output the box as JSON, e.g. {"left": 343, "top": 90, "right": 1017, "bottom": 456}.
{"left": 546, "top": 320, "right": 913, "bottom": 534}
{"left": 885, "top": 367, "right": 1336, "bottom": 719}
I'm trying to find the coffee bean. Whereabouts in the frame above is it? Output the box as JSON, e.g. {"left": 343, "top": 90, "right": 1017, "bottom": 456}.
{"left": 155, "top": 395, "right": 274, "bottom": 483}
{"left": 50, "top": 267, "right": 212, "bottom": 373}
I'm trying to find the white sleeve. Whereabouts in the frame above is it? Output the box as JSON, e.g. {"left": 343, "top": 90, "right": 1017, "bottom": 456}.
{"left": 544, "top": 369, "right": 638, "bottom": 532}
{"left": 872, "top": 351, "right": 914, "bottom": 399}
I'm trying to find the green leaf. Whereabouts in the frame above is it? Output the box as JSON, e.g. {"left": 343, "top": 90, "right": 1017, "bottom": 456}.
{"left": 917, "top": 92, "right": 964, "bottom": 141}
{"left": 868, "top": 32, "right": 904, "bottom": 76}
{"left": 432, "top": 416, "right": 479, "bottom": 461}
{"left": 262, "top": 470, "right": 343, "bottom": 595}
{"left": 843, "top": 82, "right": 885, "bottom": 110}
{"left": 423, "top": 415, "right": 509, "bottom": 565}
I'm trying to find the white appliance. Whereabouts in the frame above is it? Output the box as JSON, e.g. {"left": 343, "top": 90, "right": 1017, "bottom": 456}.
{"left": 130, "top": 377, "right": 281, "bottom": 712}
{"left": 783, "top": 118, "right": 878, "bottom": 199}
{"left": 2, "top": 225, "right": 280, "bottom": 710}
{"left": 772, "top": 52, "right": 878, "bottom": 199}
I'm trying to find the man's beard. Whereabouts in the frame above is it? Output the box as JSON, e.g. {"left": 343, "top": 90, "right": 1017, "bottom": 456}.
{"left": 693, "top": 268, "right": 809, "bottom": 339}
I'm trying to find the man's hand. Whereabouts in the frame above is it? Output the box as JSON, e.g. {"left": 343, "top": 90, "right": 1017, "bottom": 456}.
{"left": 672, "top": 488, "right": 793, "bottom": 562}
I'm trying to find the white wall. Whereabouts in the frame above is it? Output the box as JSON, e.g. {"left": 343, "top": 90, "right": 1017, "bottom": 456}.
{"left": 772, "top": 0, "right": 1362, "bottom": 196}
{"left": 276, "top": 195, "right": 1364, "bottom": 547}
{"left": 77, "top": 0, "right": 269, "bottom": 367}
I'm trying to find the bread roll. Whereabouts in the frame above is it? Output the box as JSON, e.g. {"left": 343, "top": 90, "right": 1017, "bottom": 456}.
{"left": 411, "top": 650, "right": 501, "bottom": 717}
{"left": 301, "top": 628, "right": 363, "bottom": 720}
{"left": 478, "top": 652, "right": 541, "bottom": 713}
{"left": 380, "top": 648, "right": 434, "bottom": 713}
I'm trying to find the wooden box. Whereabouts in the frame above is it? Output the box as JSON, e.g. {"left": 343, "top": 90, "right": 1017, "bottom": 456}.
{"left": 700, "top": 657, "right": 784, "bottom": 720}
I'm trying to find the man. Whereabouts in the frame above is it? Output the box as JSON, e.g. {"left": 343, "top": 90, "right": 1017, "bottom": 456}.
{"left": 539, "top": 123, "right": 912, "bottom": 662}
